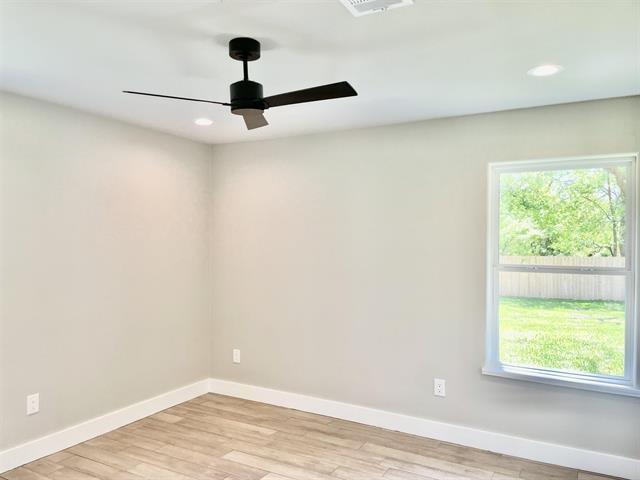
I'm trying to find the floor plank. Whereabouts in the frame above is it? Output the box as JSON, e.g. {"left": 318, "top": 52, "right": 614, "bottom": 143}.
{"left": 1, "top": 393, "right": 623, "bottom": 480}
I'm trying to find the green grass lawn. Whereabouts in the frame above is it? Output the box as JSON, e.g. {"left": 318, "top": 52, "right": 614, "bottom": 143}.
{"left": 499, "top": 297, "right": 625, "bottom": 376}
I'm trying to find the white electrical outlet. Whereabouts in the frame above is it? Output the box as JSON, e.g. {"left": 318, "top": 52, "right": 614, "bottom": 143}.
{"left": 26, "top": 393, "right": 39, "bottom": 415}
{"left": 434, "top": 378, "right": 446, "bottom": 397}
{"left": 233, "top": 349, "right": 241, "bottom": 364}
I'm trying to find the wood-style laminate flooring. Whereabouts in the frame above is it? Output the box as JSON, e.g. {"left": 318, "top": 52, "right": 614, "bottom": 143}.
{"left": 2, "top": 393, "right": 622, "bottom": 480}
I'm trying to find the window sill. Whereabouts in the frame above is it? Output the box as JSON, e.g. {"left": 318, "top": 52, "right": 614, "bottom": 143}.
{"left": 482, "top": 364, "right": 640, "bottom": 398}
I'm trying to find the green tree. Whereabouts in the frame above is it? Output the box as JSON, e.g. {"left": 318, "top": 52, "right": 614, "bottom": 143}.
{"left": 500, "top": 167, "right": 626, "bottom": 257}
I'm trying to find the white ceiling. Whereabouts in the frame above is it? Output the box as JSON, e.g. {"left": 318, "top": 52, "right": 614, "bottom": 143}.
{"left": 1, "top": 0, "right": 639, "bottom": 144}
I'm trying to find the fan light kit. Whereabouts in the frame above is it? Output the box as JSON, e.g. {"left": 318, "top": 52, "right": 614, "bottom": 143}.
{"left": 339, "top": 0, "right": 413, "bottom": 17}
{"left": 527, "top": 64, "right": 563, "bottom": 77}
{"left": 124, "top": 37, "right": 358, "bottom": 131}
{"left": 194, "top": 118, "right": 213, "bottom": 126}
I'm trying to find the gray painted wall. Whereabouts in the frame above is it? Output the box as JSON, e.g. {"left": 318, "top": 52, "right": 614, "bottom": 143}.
{"left": 1, "top": 92, "right": 638, "bottom": 459}
{"left": 209, "top": 96, "right": 640, "bottom": 459}
{"left": 0, "top": 93, "right": 212, "bottom": 449}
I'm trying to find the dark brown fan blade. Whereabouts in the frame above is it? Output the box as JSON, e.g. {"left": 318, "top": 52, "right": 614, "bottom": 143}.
{"left": 242, "top": 111, "right": 269, "bottom": 130}
{"left": 123, "top": 91, "right": 230, "bottom": 106}
{"left": 263, "top": 81, "right": 357, "bottom": 108}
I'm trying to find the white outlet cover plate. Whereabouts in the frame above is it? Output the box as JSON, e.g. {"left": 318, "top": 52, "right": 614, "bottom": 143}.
{"left": 233, "top": 349, "right": 241, "bottom": 364}
{"left": 434, "top": 378, "right": 446, "bottom": 397}
{"left": 26, "top": 393, "right": 39, "bottom": 415}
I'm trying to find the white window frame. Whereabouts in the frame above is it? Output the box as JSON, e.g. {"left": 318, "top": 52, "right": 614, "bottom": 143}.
{"left": 483, "top": 153, "right": 640, "bottom": 397}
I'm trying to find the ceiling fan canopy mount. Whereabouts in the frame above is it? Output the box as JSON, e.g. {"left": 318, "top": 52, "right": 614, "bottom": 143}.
{"left": 228, "top": 36, "right": 261, "bottom": 62}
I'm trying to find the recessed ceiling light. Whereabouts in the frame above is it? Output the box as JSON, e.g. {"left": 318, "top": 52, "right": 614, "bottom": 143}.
{"left": 527, "top": 64, "right": 563, "bottom": 77}
{"left": 194, "top": 118, "right": 213, "bottom": 126}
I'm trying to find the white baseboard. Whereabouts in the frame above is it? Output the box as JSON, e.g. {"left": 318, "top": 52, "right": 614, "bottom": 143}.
{"left": 0, "top": 379, "right": 209, "bottom": 473}
{"left": 208, "top": 378, "right": 640, "bottom": 480}
{"left": 2, "top": 378, "right": 638, "bottom": 479}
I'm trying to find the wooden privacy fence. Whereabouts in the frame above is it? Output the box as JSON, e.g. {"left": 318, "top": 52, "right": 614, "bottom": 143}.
{"left": 499, "top": 256, "right": 626, "bottom": 301}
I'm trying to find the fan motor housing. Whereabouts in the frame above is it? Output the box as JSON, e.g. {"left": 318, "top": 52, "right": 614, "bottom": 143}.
{"left": 230, "top": 80, "right": 266, "bottom": 113}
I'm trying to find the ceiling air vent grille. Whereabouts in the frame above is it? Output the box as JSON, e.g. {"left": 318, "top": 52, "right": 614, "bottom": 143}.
{"left": 339, "top": 0, "right": 413, "bottom": 17}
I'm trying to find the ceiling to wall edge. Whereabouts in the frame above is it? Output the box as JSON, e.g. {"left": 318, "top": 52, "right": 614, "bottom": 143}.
{"left": 3, "top": 89, "right": 639, "bottom": 148}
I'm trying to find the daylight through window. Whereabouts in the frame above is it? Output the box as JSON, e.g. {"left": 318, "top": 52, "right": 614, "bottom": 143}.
{"left": 485, "top": 154, "right": 638, "bottom": 396}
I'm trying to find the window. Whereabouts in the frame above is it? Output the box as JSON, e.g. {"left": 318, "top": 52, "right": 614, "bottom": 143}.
{"left": 484, "top": 154, "right": 639, "bottom": 397}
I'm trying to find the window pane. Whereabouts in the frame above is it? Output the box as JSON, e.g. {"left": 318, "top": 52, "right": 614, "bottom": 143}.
{"left": 499, "top": 166, "right": 628, "bottom": 267}
{"left": 498, "top": 271, "right": 626, "bottom": 377}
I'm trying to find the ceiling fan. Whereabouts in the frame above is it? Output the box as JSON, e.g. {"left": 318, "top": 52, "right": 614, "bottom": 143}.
{"left": 123, "top": 37, "right": 358, "bottom": 130}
